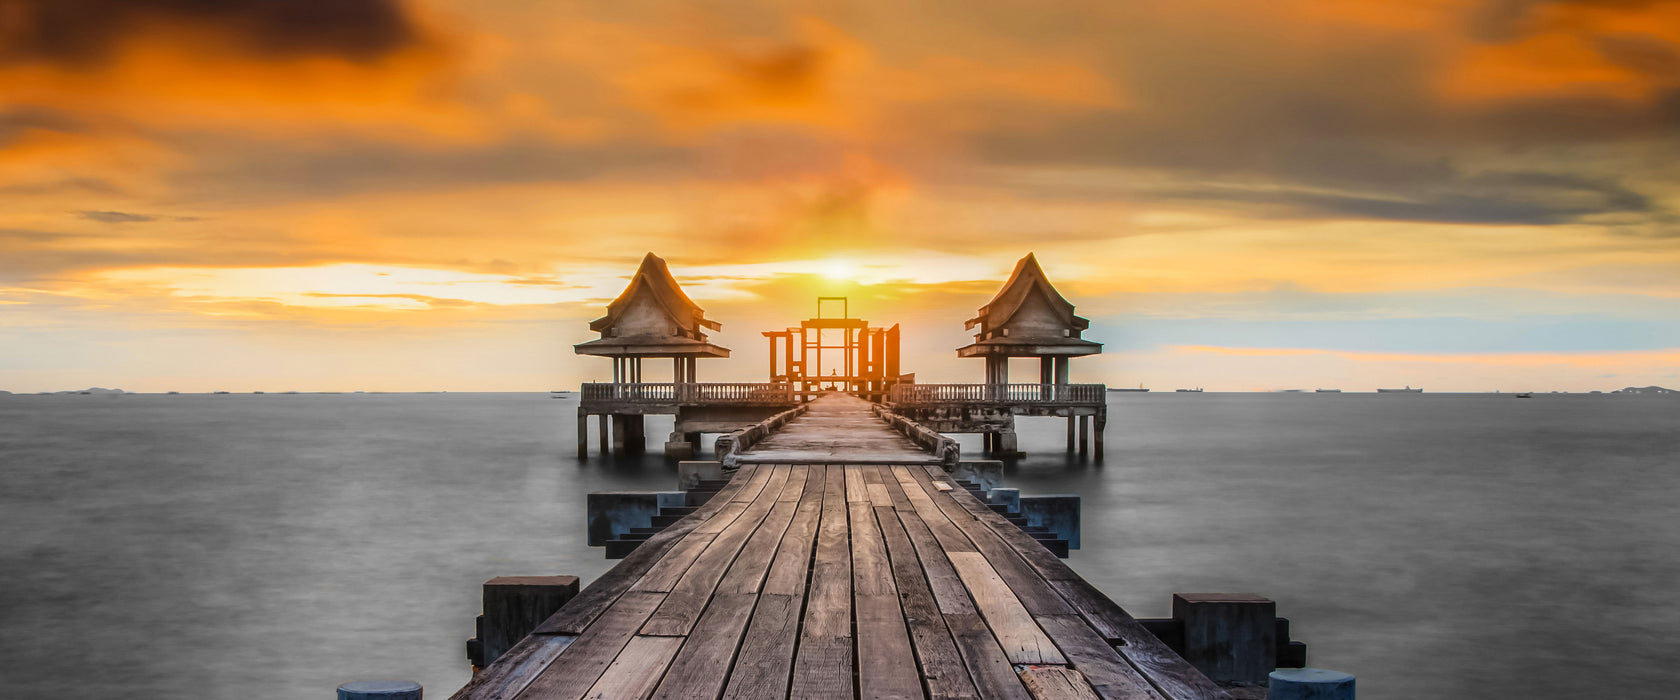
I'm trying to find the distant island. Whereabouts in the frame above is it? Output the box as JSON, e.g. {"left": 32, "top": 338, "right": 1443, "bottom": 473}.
{"left": 1614, "top": 385, "right": 1677, "bottom": 395}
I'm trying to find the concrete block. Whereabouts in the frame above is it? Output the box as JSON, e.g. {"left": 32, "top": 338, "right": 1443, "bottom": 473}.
{"left": 1269, "top": 668, "right": 1354, "bottom": 700}
{"left": 988, "top": 488, "right": 1020, "bottom": 513}
{"left": 586, "top": 492, "right": 665, "bottom": 546}
{"left": 480, "top": 575, "right": 579, "bottom": 667}
{"left": 663, "top": 438, "right": 694, "bottom": 460}
{"left": 337, "top": 681, "right": 422, "bottom": 699}
{"left": 953, "top": 460, "right": 1005, "bottom": 492}
{"left": 1174, "top": 593, "right": 1277, "bottom": 685}
{"left": 1019, "top": 495, "right": 1080, "bottom": 549}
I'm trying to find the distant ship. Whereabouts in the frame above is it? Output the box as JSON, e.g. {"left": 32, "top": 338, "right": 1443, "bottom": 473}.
{"left": 1175, "top": 388, "right": 1203, "bottom": 393}
{"left": 1377, "top": 385, "right": 1422, "bottom": 393}
{"left": 1515, "top": 392, "right": 1533, "bottom": 398}
{"left": 1315, "top": 388, "right": 1341, "bottom": 393}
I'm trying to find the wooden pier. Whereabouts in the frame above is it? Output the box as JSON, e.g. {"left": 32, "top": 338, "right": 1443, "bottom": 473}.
{"left": 454, "top": 394, "right": 1231, "bottom": 700}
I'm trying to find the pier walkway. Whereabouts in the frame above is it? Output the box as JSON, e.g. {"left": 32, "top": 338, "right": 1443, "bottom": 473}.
{"left": 736, "top": 393, "right": 935, "bottom": 464}
{"left": 453, "top": 459, "right": 1230, "bottom": 700}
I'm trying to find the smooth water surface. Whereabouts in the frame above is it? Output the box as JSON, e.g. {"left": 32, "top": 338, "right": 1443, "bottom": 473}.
{"left": 1, "top": 392, "right": 1675, "bottom": 699}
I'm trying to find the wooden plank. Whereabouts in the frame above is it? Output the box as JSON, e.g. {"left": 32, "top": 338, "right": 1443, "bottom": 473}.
{"left": 652, "top": 470, "right": 811, "bottom": 699}
{"left": 933, "top": 481, "right": 955, "bottom": 491}
{"left": 720, "top": 593, "right": 802, "bottom": 700}
{"left": 876, "top": 505, "right": 979, "bottom": 700}
{"left": 1035, "top": 615, "right": 1165, "bottom": 700}
{"left": 945, "top": 552, "right": 1065, "bottom": 666}
{"left": 629, "top": 533, "right": 717, "bottom": 593}
{"left": 779, "top": 464, "right": 811, "bottom": 501}
{"left": 1048, "top": 579, "right": 1231, "bottom": 700}
{"left": 791, "top": 465, "right": 853, "bottom": 699}
{"left": 946, "top": 613, "right": 1033, "bottom": 700}
{"left": 929, "top": 467, "right": 1076, "bottom": 581}
{"left": 641, "top": 466, "right": 791, "bottom": 636}
{"left": 516, "top": 590, "right": 666, "bottom": 699}
{"left": 893, "top": 510, "right": 975, "bottom": 616}
{"left": 649, "top": 593, "right": 756, "bottom": 700}
{"left": 724, "top": 467, "right": 826, "bottom": 700}
{"left": 1019, "top": 667, "right": 1101, "bottom": 700}
{"left": 850, "top": 501, "right": 923, "bottom": 700}
{"left": 916, "top": 467, "right": 1072, "bottom": 618}
{"left": 533, "top": 465, "right": 762, "bottom": 635}
{"left": 882, "top": 464, "right": 917, "bottom": 511}
{"left": 845, "top": 464, "right": 869, "bottom": 502}
{"left": 763, "top": 466, "right": 826, "bottom": 596}
{"left": 891, "top": 466, "right": 977, "bottom": 554}
{"left": 583, "top": 634, "right": 683, "bottom": 700}
{"left": 446, "top": 634, "right": 576, "bottom": 700}
{"left": 947, "top": 519, "right": 1074, "bottom": 616}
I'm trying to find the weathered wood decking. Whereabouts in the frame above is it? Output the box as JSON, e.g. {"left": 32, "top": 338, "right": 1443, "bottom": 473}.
{"left": 737, "top": 394, "right": 937, "bottom": 464}
{"left": 453, "top": 458, "right": 1231, "bottom": 700}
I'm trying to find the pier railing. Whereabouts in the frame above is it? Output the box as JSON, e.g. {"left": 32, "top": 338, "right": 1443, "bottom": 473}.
{"left": 887, "top": 382, "right": 1107, "bottom": 406}
{"left": 580, "top": 382, "right": 795, "bottom": 405}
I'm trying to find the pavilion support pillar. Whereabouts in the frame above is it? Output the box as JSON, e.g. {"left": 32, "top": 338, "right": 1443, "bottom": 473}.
{"left": 1066, "top": 415, "right": 1076, "bottom": 452}
{"left": 577, "top": 409, "right": 588, "bottom": 459}
{"left": 996, "top": 430, "right": 1018, "bottom": 455}
{"left": 1094, "top": 412, "right": 1105, "bottom": 459}
{"left": 598, "top": 415, "right": 610, "bottom": 456}
{"left": 1079, "top": 415, "right": 1090, "bottom": 454}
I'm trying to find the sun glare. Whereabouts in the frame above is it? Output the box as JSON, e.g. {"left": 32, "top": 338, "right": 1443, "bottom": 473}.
{"left": 821, "top": 258, "right": 857, "bottom": 281}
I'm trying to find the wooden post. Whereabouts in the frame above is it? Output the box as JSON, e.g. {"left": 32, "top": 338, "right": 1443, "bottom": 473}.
{"left": 1173, "top": 593, "right": 1277, "bottom": 684}
{"left": 337, "top": 681, "right": 421, "bottom": 699}
{"left": 472, "top": 575, "right": 580, "bottom": 668}
{"left": 1270, "top": 669, "right": 1355, "bottom": 700}
{"left": 1066, "top": 415, "right": 1075, "bottom": 452}
{"left": 576, "top": 410, "right": 588, "bottom": 459}
{"left": 1078, "top": 415, "right": 1089, "bottom": 453}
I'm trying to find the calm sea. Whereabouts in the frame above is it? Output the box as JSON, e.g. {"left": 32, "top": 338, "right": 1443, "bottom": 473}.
{"left": 1, "top": 392, "right": 1675, "bottom": 699}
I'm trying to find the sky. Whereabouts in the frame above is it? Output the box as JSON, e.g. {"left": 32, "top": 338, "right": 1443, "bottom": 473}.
{"left": 1, "top": 0, "right": 1677, "bottom": 392}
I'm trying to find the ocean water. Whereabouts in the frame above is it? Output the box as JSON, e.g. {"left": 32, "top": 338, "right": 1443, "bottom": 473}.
{"left": 0, "top": 391, "right": 1675, "bottom": 699}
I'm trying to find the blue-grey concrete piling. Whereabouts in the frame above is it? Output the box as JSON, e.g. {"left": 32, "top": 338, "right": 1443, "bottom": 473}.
{"left": 1269, "top": 668, "right": 1355, "bottom": 700}
{"left": 337, "top": 680, "right": 422, "bottom": 700}
{"left": 988, "top": 487, "right": 1020, "bottom": 513}
{"left": 1018, "top": 495, "right": 1080, "bottom": 548}
{"left": 952, "top": 460, "right": 1005, "bottom": 492}
{"left": 585, "top": 492, "right": 681, "bottom": 546}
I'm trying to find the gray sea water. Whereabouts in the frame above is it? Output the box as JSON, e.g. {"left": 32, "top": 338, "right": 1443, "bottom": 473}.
{"left": 1, "top": 392, "right": 1676, "bottom": 699}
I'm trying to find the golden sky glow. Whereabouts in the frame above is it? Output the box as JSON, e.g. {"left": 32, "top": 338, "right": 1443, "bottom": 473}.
{"left": 2, "top": 0, "right": 1678, "bottom": 392}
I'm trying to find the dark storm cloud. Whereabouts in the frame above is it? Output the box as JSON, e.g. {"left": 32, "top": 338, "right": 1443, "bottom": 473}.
{"left": 0, "top": 0, "right": 421, "bottom": 65}
{"left": 77, "top": 211, "right": 156, "bottom": 224}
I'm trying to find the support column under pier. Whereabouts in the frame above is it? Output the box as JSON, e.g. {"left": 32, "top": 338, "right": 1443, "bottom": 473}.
{"left": 1094, "top": 412, "right": 1105, "bottom": 459}
{"left": 1066, "top": 415, "right": 1075, "bottom": 452}
{"left": 577, "top": 409, "right": 588, "bottom": 459}
{"left": 598, "top": 415, "right": 609, "bottom": 456}
{"left": 995, "top": 430, "right": 1018, "bottom": 455}
{"left": 1078, "top": 415, "right": 1089, "bottom": 454}
{"left": 611, "top": 415, "right": 645, "bottom": 455}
